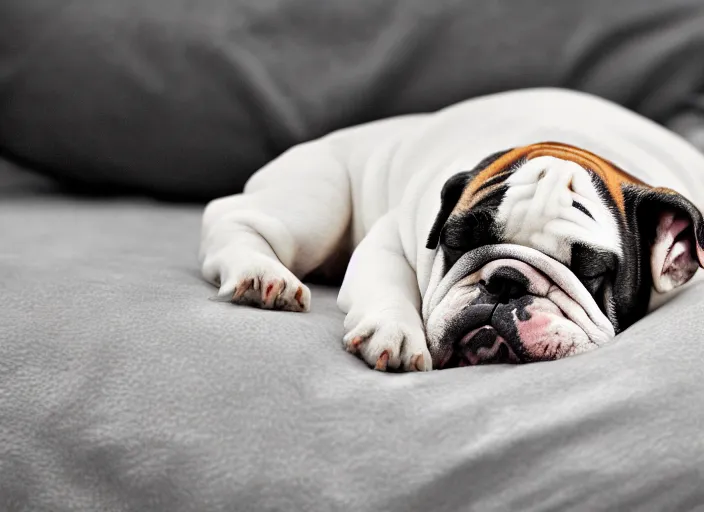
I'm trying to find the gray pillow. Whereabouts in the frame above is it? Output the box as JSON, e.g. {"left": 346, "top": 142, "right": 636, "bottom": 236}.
{"left": 1, "top": 0, "right": 703, "bottom": 199}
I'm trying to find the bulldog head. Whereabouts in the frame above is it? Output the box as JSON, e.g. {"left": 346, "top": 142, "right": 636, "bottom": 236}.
{"left": 423, "top": 142, "right": 704, "bottom": 368}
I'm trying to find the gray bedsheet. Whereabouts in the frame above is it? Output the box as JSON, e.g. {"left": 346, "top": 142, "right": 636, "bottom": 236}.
{"left": 2, "top": 159, "right": 704, "bottom": 511}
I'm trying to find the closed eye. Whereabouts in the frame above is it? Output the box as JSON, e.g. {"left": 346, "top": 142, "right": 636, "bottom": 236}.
{"left": 580, "top": 274, "right": 605, "bottom": 298}
{"left": 440, "top": 241, "right": 464, "bottom": 255}
{"left": 581, "top": 272, "right": 604, "bottom": 281}
{"left": 439, "top": 242, "right": 466, "bottom": 270}
{"left": 572, "top": 200, "right": 593, "bottom": 219}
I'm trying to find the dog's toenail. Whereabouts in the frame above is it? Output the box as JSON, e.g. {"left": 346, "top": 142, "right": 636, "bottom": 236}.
{"left": 414, "top": 354, "right": 425, "bottom": 371}
{"left": 375, "top": 351, "right": 389, "bottom": 371}
{"left": 348, "top": 336, "right": 365, "bottom": 352}
{"left": 294, "top": 287, "right": 305, "bottom": 309}
{"left": 233, "top": 279, "right": 253, "bottom": 300}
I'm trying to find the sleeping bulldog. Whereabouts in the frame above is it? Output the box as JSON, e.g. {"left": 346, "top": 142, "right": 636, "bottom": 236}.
{"left": 199, "top": 88, "right": 704, "bottom": 372}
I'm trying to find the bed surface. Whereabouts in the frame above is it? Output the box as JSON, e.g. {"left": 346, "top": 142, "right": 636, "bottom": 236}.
{"left": 2, "top": 160, "right": 704, "bottom": 511}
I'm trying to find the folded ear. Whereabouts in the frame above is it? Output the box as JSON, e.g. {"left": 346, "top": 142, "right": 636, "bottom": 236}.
{"left": 634, "top": 187, "right": 704, "bottom": 293}
{"left": 425, "top": 172, "right": 471, "bottom": 249}
{"left": 426, "top": 149, "right": 511, "bottom": 250}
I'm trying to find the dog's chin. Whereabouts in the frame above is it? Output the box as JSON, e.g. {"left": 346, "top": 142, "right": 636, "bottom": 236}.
{"left": 440, "top": 295, "right": 597, "bottom": 368}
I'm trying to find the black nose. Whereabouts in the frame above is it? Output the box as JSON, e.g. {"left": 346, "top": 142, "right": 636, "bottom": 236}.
{"left": 484, "top": 268, "right": 529, "bottom": 303}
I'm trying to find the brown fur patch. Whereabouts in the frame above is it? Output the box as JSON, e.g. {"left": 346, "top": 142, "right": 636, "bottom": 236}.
{"left": 457, "top": 142, "right": 648, "bottom": 215}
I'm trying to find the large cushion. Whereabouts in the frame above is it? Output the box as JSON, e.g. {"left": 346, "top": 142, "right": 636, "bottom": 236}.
{"left": 2, "top": 0, "right": 704, "bottom": 199}
{"left": 2, "top": 158, "right": 704, "bottom": 510}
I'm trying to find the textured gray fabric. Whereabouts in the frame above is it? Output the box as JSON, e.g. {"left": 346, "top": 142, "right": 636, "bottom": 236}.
{"left": 2, "top": 162, "right": 704, "bottom": 511}
{"left": 2, "top": 0, "right": 704, "bottom": 199}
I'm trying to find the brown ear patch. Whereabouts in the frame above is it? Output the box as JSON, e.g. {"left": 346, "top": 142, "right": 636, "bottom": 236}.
{"left": 456, "top": 142, "right": 646, "bottom": 214}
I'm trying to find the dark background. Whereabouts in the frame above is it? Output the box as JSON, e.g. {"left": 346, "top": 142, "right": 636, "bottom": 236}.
{"left": 2, "top": 0, "right": 704, "bottom": 200}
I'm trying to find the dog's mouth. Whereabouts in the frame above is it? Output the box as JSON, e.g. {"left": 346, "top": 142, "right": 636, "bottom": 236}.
{"left": 440, "top": 296, "right": 593, "bottom": 367}
{"left": 445, "top": 324, "right": 517, "bottom": 367}
{"left": 424, "top": 245, "right": 615, "bottom": 368}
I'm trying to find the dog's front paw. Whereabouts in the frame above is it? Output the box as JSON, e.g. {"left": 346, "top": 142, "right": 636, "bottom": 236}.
{"left": 343, "top": 315, "right": 432, "bottom": 372}
{"left": 205, "top": 251, "right": 311, "bottom": 312}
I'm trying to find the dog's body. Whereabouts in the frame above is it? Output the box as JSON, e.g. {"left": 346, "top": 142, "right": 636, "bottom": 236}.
{"left": 200, "top": 88, "right": 704, "bottom": 371}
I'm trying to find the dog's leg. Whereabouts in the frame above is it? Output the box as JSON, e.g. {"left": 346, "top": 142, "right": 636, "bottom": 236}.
{"left": 200, "top": 140, "right": 351, "bottom": 312}
{"left": 338, "top": 212, "right": 432, "bottom": 372}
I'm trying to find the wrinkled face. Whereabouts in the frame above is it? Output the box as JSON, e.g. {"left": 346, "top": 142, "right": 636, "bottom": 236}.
{"left": 423, "top": 142, "right": 704, "bottom": 368}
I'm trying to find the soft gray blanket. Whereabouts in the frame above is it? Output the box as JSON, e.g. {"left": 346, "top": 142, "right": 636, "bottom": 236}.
{"left": 2, "top": 158, "right": 704, "bottom": 511}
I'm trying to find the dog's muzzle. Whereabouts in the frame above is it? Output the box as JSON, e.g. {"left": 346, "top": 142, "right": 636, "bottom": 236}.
{"left": 423, "top": 245, "right": 615, "bottom": 368}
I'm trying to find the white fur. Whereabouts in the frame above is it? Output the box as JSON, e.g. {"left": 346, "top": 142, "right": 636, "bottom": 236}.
{"left": 498, "top": 156, "right": 622, "bottom": 265}
{"left": 199, "top": 88, "right": 704, "bottom": 371}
